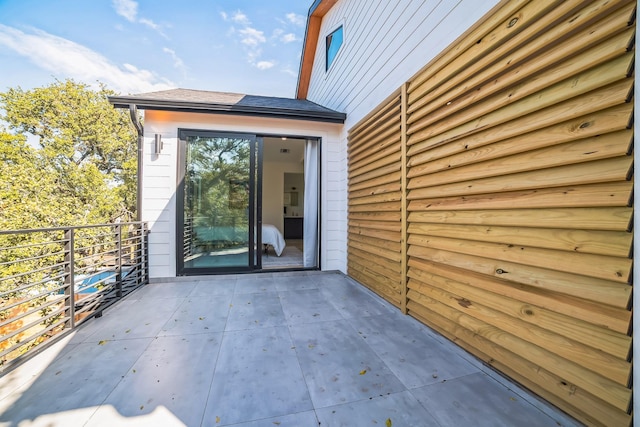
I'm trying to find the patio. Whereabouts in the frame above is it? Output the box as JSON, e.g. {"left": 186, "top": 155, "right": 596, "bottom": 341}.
{"left": 0, "top": 271, "right": 580, "bottom": 426}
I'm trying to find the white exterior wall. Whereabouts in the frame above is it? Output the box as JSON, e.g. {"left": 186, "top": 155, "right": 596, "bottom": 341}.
{"left": 141, "top": 110, "right": 343, "bottom": 279}
{"left": 307, "top": 0, "right": 500, "bottom": 127}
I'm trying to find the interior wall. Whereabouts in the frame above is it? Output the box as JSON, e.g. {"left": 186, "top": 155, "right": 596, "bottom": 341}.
{"left": 262, "top": 161, "right": 304, "bottom": 234}
{"left": 284, "top": 172, "right": 304, "bottom": 218}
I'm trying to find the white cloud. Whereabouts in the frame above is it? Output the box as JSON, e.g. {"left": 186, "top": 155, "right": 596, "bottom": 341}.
{"left": 281, "top": 33, "right": 297, "bottom": 43}
{"left": 238, "top": 27, "right": 265, "bottom": 47}
{"left": 163, "top": 47, "right": 187, "bottom": 73}
{"left": 0, "top": 25, "right": 174, "bottom": 94}
{"left": 231, "top": 11, "right": 251, "bottom": 26}
{"left": 220, "top": 11, "right": 228, "bottom": 21}
{"left": 286, "top": 13, "right": 305, "bottom": 27}
{"left": 113, "top": 0, "right": 167, "bottom": 38}
{"left": 112, "top": 0, "right": 138, "bottom": 22}
{"left": 256, "top": 61, "right": 275, "bottom": 70}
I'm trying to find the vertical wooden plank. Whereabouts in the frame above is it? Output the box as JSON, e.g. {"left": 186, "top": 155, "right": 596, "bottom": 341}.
{"left": 401, "top": 83, "right": 409, "bottom": 314}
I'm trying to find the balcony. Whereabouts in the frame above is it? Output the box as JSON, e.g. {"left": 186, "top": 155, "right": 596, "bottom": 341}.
{"left": 0, "top": 267, "right": 579, "bottom": 426}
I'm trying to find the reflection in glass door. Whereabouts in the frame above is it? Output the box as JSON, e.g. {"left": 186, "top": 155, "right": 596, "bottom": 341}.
{"left": 178, "top": 131, "right": 256, "bottom": 273}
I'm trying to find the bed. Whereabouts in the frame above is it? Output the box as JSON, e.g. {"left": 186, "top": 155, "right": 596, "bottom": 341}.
{"left": 261, "top": 224, "right": 286, "bottom": 256}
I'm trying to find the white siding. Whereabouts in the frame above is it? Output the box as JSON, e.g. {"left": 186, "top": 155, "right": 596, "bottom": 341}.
{"left": 142, "top": 110, "right": 343, "bottom": 279}
{"left": 307, "top": 0, "right": 500, "bottom": 129}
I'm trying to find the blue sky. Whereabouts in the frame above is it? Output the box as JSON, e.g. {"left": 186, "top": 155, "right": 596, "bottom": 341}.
{"left": 0, "top": 0, "right": 310, "bottom": 97}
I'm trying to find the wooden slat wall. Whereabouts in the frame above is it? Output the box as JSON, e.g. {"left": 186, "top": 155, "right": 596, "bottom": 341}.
{"left": 346, "top": 1, "right": 635, "bottom": 426}
{"left": 347, "top": 92, "right": 403, "bottom": 307}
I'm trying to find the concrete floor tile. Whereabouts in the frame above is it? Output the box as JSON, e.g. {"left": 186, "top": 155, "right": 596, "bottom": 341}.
{"left": 87, "top": 333, "right": 222, "bottom": 427}
{"left": 320, "top": 281, "right": 395, "bottom": 319}
{"left": 130, "top": 282, "right": 197, "bottom": 300}
{"left": 204, "top": 327, "right": 312, "bottom": 425}
{"left": 412, "top": 372, "right": 569, "bottom": 427}
{"left": 189, "top": 277, "right": 237, "bottom": 297}
{"left": 234, "top": 275, "right": 276, "bottom": 294}
{"left": 0, "top": 338, "right": 151, "bottom": 425}
{"left": 279, "top": 289, "right": 343, "bottom": 325}
{"left": 289, "top": 320, "right": 405, "bottom": 408}
{"left": 350, "top": 314, "right": 479, "bottom": 389}
{"left": 77, "top": 297, "right": 184, "bottom": 342}
{"left": 316, "top": 391, "right": 440, "bottom": 427}
{"left": 274, "top": 275, "right": 320, "bottom": 291}
{"left": 226, "top": 292, "right": 287, "bottom": 331}
{"left": 160, "top": 295, "right": 232, "bottom": 336}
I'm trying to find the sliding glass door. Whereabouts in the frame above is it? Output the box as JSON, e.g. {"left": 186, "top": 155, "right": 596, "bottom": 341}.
{"left": 177, "top": 131, "right": 258, "bottom": 273}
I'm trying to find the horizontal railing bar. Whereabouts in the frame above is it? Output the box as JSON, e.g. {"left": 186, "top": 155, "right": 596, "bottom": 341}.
{"left": 0, "top": 296, "right": 65, "bottom": 329}
{"left": 0, "top": 222, "right": 145, "bottom": 236}
{"left": 0, "top": 273, "right": 67, "bottom": 301}
{"left": 0, "top": 238, "right": 66, "bottom": 253}
{"left": 0, "top": 261, "right": 67, "bottom": 283}
{"left": 0, "top": 250, "right": 66, "bottom": 268}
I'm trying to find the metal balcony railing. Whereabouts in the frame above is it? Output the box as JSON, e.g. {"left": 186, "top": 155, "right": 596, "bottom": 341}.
{"left": 0, "top": 222, "right": 149, "bottom": 373}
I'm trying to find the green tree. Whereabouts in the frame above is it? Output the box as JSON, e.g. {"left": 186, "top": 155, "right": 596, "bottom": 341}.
{"left": 0, "top": 79, "right": 138, "bottom": 226}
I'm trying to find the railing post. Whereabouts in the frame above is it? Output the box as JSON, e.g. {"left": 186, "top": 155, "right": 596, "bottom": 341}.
{"left": 63, "top": 228, "right": 76, "bottom": 329}
{"left": 143, "top": 223, "right": 149, "bottom": 285}
{"left": 115, "top": 224, "right": 122, "bottom": 298}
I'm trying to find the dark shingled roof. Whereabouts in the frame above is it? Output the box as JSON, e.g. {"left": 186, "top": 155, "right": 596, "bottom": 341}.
{"left": 108, "top": 88, "right": 346, "bottom": 123}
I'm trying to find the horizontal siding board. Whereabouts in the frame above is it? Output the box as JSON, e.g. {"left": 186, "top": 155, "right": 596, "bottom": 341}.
{"left": 408, "top": 182, "right": 633, "bottom": 212}
{"left": 407, "top": 222, "right": 633, "bottom": 258}
{"left": 407, "top": 156, "right": 633, "bottom": 197}
{"left": 408, "top": 207, "right": 632, "bottom": 231}
{"left": 348, "top": 219, "right": 402, "bottom": 232}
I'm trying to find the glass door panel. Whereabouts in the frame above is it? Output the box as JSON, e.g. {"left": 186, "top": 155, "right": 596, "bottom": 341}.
{"left": 179, "top": 132, "right": 255, "bottom": 272}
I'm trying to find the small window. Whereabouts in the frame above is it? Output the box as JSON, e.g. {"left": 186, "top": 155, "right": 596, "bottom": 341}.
{"left": 326, "top": 25, "right": 343, "bottom": 71}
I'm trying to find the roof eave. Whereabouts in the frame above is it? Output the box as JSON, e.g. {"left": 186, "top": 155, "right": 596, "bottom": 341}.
{"left": 295, "top": 0, "right": 339, "bottom": 100}
{"left": 108, "top": 96, "right": 346, "bottom": 124}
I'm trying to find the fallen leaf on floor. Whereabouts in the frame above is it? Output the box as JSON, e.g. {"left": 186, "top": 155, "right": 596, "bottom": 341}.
{"left": 308, "top": 344, "right": 315, "bottom": 349}
{"left": 359, "top": 369, "right": 367, "bottom": 375}
{"left": 199, "top": 317, "right": 205, "bottom": 320}
{"left": 98, "top": 340, "right": 108, "bottom": 345}
{"left": 273, "top": 422, "right": 281, "bottom": 426}
{"left": 510, "top": 397, "right": 517, "bottom": 401}
{"left": 140, "top": 405, "right": 144, "bottom": 410}
{"left": 216, "top": 416, "right": 221, "bottom": 424}
{"left": 386, "top": 418, "right": 392, "bottom": 427}
{"left": 125, "top": 329, "right": 131, "bottom": 333}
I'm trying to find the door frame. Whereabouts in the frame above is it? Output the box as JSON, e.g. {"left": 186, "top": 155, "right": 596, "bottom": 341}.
{"left": 176, "top": 129, "right": 260, "bottom": 275}
{"left": 176, "top": 129, "right": 322, "bottom": 275}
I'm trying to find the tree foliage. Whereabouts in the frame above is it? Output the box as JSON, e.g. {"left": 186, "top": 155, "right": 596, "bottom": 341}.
{"left": 0, "top": 79, "right": 138, "bottom": 230}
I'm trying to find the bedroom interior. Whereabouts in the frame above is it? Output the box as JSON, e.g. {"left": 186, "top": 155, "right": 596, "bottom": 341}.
{"left": 261, "top": 137, "right": 306, "bottom": 269}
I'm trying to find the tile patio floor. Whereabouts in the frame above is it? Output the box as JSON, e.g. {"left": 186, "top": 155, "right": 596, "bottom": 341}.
{"left": 0, "top": 271, "right": 581, "bottom": 426}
